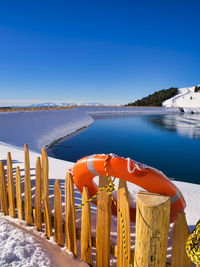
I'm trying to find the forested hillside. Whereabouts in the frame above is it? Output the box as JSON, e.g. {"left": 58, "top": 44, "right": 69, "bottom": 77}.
{"left": 125, "top": 87, "right": 178, "bottom": 107}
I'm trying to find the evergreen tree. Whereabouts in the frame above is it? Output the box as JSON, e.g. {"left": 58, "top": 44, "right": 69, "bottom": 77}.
{"left": 125, "top": 87, "right": 178, "bottom": 107}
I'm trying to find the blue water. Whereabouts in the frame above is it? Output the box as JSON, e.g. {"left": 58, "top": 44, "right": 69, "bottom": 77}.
{"left": 49, "top": 113, "right": 200, "bottom": 184}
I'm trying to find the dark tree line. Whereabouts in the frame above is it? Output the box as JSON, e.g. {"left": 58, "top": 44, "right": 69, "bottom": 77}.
{"left": 125, "top": 87, "right": 178, "bottom": 107}
{"left": 194, "top": 85, "right": 200, "bottom": 92}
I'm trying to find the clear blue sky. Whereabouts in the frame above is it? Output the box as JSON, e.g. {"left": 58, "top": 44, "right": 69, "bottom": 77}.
{"left": 0, "top": 0, "right": 200, "bottom": 105}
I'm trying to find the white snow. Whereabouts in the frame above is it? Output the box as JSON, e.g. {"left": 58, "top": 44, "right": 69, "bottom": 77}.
{"left": 163, "top": 86, "right": 200, "bottom": 110}
{"left": 0, "top": 109, "right": 93, "bottom": 153}
{"left": 0, "top": 107, "right": 199, "bottom": 266}
{"left": 0, "top": 216, "right": 52, "bottom": 267}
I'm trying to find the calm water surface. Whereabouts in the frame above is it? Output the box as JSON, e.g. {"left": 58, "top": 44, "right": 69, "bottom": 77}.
{"left": 49, "top": 113, "right": 200, "bottom": 184}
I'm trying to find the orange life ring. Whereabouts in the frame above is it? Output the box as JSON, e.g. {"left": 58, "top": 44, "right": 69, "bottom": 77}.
{"left": 73, "top": 154, "right": 186, "bottom": 223}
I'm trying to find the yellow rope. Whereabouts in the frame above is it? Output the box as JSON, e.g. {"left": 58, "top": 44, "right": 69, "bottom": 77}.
{"left": 75, "top": 154, "right": 132, "bottom": 267}
{"left": 104, "top": 155, "right": 132, "bottom": 267}
{"left": 186, "top": 220, "right": 200, "bottom": 265}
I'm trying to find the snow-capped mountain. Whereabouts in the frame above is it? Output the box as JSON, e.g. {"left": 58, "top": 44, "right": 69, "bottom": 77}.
{"left": 162, "top": 85, "right": 200, "bottom": 109}
{"left": 27, "top": 102, "right": 105, "bottom": 108}
{"left": 29, "top": 102, "right": 76, "bottom": 107}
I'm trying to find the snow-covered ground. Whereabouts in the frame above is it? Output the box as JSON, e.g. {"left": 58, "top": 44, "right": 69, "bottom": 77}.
{"left": 0, "top": 215, "right": 88, "bottom": 267}
{"left": 0, "top": 216, "right": 52, "bottom": 267}
{"left": 0, "top": 107, "right": 199, "bottom": 266}
{"left": 0, "top": 109, "right": 93, "bottom": 153}
{"left": 163, "top": 86, "right": 200, "bottom": 110}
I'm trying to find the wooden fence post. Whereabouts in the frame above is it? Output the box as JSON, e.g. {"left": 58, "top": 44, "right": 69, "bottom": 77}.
{"left": 35, "top": 157, "right": 42, "bottom": 231}
{"left": 16, "top": 166, "right": 23, "bottom": 220}
{"left": 117, "top": 179, "right": 131, "bottom": 267}
{"left": 96, "top": 175, "right": 111, "bottom": 267}
{"left": 65, "top": 171, "right": 77, "bottom": 256}
{"left": 42, "top": 147, "right": 52, "bottom": 238}
{"left": 0, "top": 161, "right": 8, "bottom": 215}
{"left": 134, "top": 191, "right": 170, "bottom": 267}
{"left": 171, "top": 212, "right": 191, "bottom": 267}
{"left": 54, "top": 179, "right": 64, "bottom": 247}
{"left": 7, "top": 152, "right": 15, "bottom": 217}
{"left": 81, "top": 186, "right": 92, "bottom": 265}
{"left": 24, "top": 144, "right": 33, "bottom": 225}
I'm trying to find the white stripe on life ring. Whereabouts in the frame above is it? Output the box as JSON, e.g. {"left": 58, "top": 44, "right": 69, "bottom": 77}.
{"left": 87, "top": 155, "right": 99, "bottom": 176}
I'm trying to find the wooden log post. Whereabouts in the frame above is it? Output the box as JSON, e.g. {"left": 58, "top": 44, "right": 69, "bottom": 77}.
{"left": 65, "top": 171, "right": 77, "bottom": 256}
{"left": 7, "top": 152, "right": 15, "bottom": 217}
{"left": 35, "top": 157, "right": 42, "bottom": 231}
{"left": 117, "top": 179, "right": 131, "bottom": 267}
{"left": 16, "top": 167, "right": 23, "bottom": 220}
{"left": 171, "top": 212, "right": 191, "bottom": 267}
{"left": 96, "top": 175, "right": 111, "bottom": 267}
{"left": 42, "top": 147, "right": 52, "bottom": 238}
{"left": 81, "top": 186, "right": 92, "bottom": 265}
{"left": 54, "top": 179, "right": 64, "bottom": 247}
{"left": 0, "top": 161, "right": 8, "bottom": 215}
{"left": 134, "top": 191, "right": 170, "bottom": 267}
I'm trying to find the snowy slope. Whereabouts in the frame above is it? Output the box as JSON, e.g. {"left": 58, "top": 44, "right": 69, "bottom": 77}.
{"left": 0, "top": 109, "right": 93, "bottom": 153}
{"left": 163, "top": 86, "right": 200, "bottom": 108}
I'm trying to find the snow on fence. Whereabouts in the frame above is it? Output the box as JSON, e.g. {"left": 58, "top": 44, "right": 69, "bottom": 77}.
{"left": 0, "top": 144, "right": 195, "bottom": 267}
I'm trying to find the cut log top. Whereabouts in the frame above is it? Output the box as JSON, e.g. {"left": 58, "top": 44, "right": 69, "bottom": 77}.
{"left": 137, "top": 191, "right": 170, "bottom": 206}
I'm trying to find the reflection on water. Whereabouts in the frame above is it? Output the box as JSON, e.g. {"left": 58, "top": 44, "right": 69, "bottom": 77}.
{"left": 49, "top": 113, "right": 200, "bottom": 184}
{"left": 145, "top": 114, "right": 200, "bottom": 139}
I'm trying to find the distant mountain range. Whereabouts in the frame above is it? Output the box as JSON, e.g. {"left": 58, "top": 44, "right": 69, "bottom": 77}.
{"left": 12, "top": 102, "right": 106, "bottom": 108}
{"left": 29, "top": 102, "right": 76, "bottom": 107}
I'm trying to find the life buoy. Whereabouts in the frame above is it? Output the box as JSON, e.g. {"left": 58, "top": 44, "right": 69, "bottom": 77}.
{"left": 73, "top": 154, "right": 186, "bottom": 223}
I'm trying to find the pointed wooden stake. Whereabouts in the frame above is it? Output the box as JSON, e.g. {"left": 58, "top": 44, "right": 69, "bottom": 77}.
{"left": 171, "top": 212, "right": 191, "bottom": 267}
{"left": 0, "top": 161, "right": 8, "bottom": 215}
{"left": 117, "top": 179, "right": 131, "bottom": 267}
{"left": 81, "top": 186, "right": 92, "bottom": 265}
{"left": 65, "top": 171, "right": 77, "bottom": 256}
{"left": 24, "top": 144, "right": 33, "bottom": 225}
{"left": 96, "top": 175, "right": 111, "bottom": 267}
{"left": 7, "top": 152, "right": 15, "bottom": 217}
{"left": 35, "top": 157, "right": 42, "bottom": 231}
{"left": 54, "top": 179, "right": 64, "bottom": 247}
{"left": 16, "top": 166, "right": 23, "bottom": 220}
{"left": 42, "top": 147, "right": 52, "bottom": 238}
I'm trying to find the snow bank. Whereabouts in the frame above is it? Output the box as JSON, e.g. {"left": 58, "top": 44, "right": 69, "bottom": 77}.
{"left": 0, "top": 216, "right": 52, "bottom": 267}
{"left": 0, "top": 109, "right": 93, "bottom": 153}
{"left": 163, "top": 86, "right": 200, "bottom": 108}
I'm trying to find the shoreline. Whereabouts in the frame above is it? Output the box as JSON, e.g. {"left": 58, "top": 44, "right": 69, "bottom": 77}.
{"left": 46, "top": 125, "right": 90, "bottom": 158}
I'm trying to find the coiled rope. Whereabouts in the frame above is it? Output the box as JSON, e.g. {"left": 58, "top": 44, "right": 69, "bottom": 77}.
{"left": 186, "top": 220, "right": 200, "bottom": 265}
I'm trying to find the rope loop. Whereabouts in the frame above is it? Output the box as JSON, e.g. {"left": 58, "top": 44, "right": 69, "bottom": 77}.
{"left": 106, "top": 181, "right": 115, "bottom": 195}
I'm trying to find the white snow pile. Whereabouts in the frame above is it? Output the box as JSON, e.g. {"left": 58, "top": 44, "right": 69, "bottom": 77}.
{"left": 0, "top": 216, "right": 51, "bottom": 267}
{"left": 0, "top": 109, "right": 93, "bottom": 153}
{"left": 163, "top": 86, "right": 200, "bottom": 110}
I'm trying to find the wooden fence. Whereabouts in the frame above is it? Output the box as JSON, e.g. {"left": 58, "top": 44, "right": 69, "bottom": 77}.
{"left": 0, "top": 144, "right": 196, "bottom": 267}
